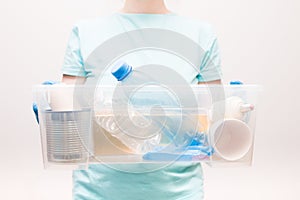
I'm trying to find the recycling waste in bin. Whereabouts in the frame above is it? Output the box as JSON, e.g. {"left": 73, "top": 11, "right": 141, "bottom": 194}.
{"left": 33, "top": 84, "right": 261, "bottom": 170}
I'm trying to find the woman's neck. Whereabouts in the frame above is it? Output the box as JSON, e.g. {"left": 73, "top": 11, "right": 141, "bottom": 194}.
{"left": 121, "top": 0, "right": 170, "bottom": 14}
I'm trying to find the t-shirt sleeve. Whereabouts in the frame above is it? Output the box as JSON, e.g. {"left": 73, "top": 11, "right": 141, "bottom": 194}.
{"left": 61, "top": 25, "right": 88, "bottom": 77}
{"left": 197, "top": 36, "right": 223, "bottom": 83}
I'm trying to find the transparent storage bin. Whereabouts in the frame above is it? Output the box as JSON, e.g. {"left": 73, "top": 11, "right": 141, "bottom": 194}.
{"left": 34, "top": 84, "right": 261, "bottom": 169}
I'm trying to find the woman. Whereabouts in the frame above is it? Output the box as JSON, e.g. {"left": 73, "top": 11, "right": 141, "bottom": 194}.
{"left": 62, "top": 0, "right": 222, "bottom": 199}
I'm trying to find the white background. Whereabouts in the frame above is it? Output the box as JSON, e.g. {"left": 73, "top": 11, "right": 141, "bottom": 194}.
{"left": 0, "top": 0, "right": 300, "bottom": 199}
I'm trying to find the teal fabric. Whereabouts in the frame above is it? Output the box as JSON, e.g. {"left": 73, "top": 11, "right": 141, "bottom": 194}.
{"left": 62, "top": 13, "right": 222, "bottom": 200}
{"left": 62, "top": 13, "right": 222, "bottom": 83}
{"left": 73, "top": 163, "right": 204, "bottom": 200}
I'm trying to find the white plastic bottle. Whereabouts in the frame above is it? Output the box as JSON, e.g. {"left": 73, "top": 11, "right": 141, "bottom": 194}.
{"left": 210, "top": 96, "right": 254, "bottom": 122}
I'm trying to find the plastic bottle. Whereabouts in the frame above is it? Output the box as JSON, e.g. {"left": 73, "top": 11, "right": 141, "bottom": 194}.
{"left": 224, "top": 96, "right": 254, "bottom": 120}
{"left": 97, "top": 61, "right": 164, "bottom": 153}
{"left": 97, "top": 61, "right": 200, "bottom": 153}
{"left": 209, "top": 96, "right": 254, "bottom": 122}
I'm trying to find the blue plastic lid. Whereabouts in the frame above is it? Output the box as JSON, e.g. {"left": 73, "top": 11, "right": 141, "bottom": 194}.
{"left": 111, "top": 61, "right": 133, "bottom": 81}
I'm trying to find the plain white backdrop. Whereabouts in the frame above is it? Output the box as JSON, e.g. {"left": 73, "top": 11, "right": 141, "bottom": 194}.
{"left": 0, "top": 0, "right": 299, "bottom": 199}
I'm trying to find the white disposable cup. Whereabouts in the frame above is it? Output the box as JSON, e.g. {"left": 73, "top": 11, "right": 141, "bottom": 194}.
{"left": 210, "top": 119, "right": 253, "bottom": 161}
{"left": 49, "top": 85, "right": 77, "bottom": 111}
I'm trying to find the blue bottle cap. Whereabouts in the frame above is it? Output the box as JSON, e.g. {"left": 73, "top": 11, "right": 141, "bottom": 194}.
{"left": 111, "top": 61, "right": 133, "bottom": 81}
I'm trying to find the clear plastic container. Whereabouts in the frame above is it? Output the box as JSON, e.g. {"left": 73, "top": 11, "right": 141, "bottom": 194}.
{"left": 34, "top": 84, "right": 261, "bottom": 169}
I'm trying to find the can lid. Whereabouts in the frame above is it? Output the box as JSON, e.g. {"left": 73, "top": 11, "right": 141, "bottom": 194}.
{"left": 111, "top": 61, "right": 133, "bottom": 81}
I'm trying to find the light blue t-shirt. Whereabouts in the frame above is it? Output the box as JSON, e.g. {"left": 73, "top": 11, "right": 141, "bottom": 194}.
{"left": 62, "top": 13, "right": 222, "bottom": 200}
